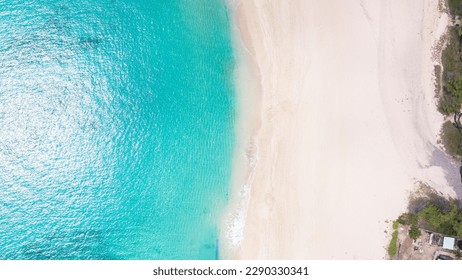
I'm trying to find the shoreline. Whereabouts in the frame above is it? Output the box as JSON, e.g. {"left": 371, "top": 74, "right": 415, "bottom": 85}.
{"left": 219, "top": 0, "right": 261, "bottom": 259}
{"left": 222, "top": 0, "right": 456, "bottom": 259}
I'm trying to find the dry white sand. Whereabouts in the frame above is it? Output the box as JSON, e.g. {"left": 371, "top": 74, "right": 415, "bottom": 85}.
{"left": 221, "top": 0, "right": 456, "bottom": 259}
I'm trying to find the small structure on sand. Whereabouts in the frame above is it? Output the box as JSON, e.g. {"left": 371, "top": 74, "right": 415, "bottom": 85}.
{"left": 443, "top": 237, "right": 455, "bottom": 250}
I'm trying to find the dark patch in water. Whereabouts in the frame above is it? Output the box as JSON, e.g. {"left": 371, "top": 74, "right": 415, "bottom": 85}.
{"left": 78, "top": 37, "right": 102, "bottom": 49}
{"left": 53, "top": 5, "right": 70, "bottom": 15}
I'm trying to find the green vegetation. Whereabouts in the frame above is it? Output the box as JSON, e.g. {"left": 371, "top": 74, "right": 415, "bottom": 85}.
{"left": 440, "top": 0, "right": 462, "bottom": 155}
{"left": 418, "top": 202, "right": 462, "bottom": 237}
{"left": 392, "top": 220, "right": 399, "bottom": 230}
{"left": 440, "top": 24, "right": 462, "bottom": 114}
{"left": 409, "top": 225, "right": 421, "bottom": 241}
{"left": 441, "top": 120, "right": 462, "bottom": 156}
{"left": 448, "top": 0, "right": 462, "bottom": 15}
{"left": 441, "top": 78, "right": 462, "bottom": 114}
{"left": 397, "top": 212, "right": 418, "bottom": 226}
{"left": 388, "top": 229, "right": 398, "bottom": 257}
{"left": 387, "top": 212, "right": 421, "bottom": 257}
{"left": 389, "top": 192, "right": 462, "bottom": 255}
{"left": 396, "top": 213, "right": 422, "bottom": 241}
{"left": 441, "top": 28, "right": 462, "bottom": 87}
{"left": 394, "top": 197, "right": 462, "bottom": 242}
{"left": 389, "top": 188, "right": 462, "bottom": 258}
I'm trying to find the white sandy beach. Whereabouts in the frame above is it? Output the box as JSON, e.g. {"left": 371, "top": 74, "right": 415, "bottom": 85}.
{"left": 222, "top": 0, "right": 458, "bottom": 259}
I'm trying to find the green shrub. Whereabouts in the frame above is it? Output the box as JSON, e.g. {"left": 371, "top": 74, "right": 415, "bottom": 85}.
{"left": 418, "top": 202, "right": 462, "bottom": 236}
{"left": 441, "top": 78, "right": 462, "bottom": 114}
{"left": 397, "top": 213, "right": 417, "bottom": 226}
{"left": 388, "top": 230, "right": 398, "bottom": 257}
{"left": 448, "top": 0, "right": 462, "bottom": 16}
{"left": 409, "top": 225, "right": 421, "bottom": 241}
{"left": 440, "top": 24, "right": 462, "bottom": 115}
{"left": 440, "top": 120, "right": 462, "bottom": 157}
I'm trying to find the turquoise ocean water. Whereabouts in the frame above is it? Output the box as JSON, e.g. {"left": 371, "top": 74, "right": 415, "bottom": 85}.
{"left": 0, "top": 0, "right": 235, "bottom": 259}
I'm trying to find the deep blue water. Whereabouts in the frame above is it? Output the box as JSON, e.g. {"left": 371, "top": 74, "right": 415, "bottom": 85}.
{"left": 0, "top": 0, "right": 235, "bottom": 259}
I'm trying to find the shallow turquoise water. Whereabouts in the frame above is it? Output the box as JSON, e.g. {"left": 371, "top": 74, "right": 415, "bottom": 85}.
{"left": 0, "top": 0, "right": 235, "bottom": 259}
